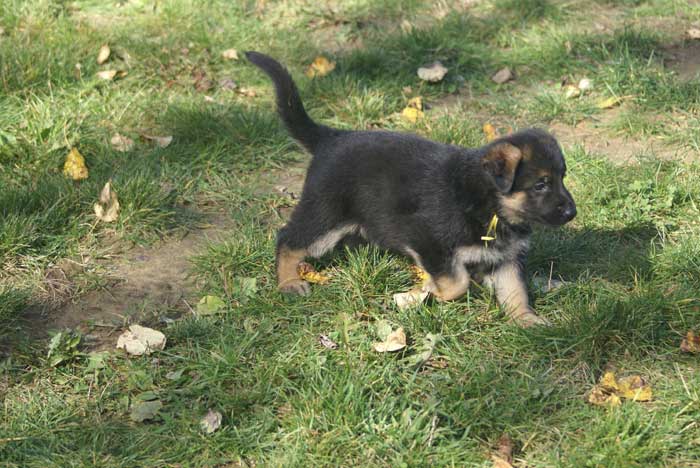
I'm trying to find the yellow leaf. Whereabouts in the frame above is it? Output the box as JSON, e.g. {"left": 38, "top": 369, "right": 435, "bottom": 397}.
{"left": 93, "top": 181, "right": 120, "bottom": 222}
{"left": 483, "top": 123, "right": 498, "bottom": 142}
{"left": 618, "top": 375, "right": 652, "bottom": 402}
{"left": 681, "top": 330, "right": 700, "bottom": 353}
{"left": 97, "top": 44, "right": 111, "bottom": 65}
{"left": 599, "top": 371, "right": 619, "bottom": 391}
{"left": 63, "top": 147, "right": 88, "bottom": 180}
{"left": 588, "top": 386, "right": 621, "bottom": 407}
{"left": 406, "top": 96, "right": 423, "bottom": 110}
{"left": 373, "top": 327, "right": 407, "bottom": 352}
{"left": 297, "top": 262, "right": 330, "bottom": 284}
{"left": 596, "top": 96, "right": 623, "bottom": 109}
{"left": 221, "top": 48, "right": 239, "bottom": 60}
{"left": 409, "top": 265, "right": 430, "bottom": 284}
{"left": 96, "top": 69, "right": 127, "bottom": 81}
{"left": 401, "top": 106, "right": 424, "bottom": 123}
{"left": 563, "top": 84, "right": 581, "bottom": 99}
{"left": 305, "top": 56, "right": 336, "bottom": 78}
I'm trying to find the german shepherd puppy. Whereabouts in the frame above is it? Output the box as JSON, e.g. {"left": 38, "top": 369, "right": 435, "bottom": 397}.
{"left": 247, "top": 52, "right": 576, "bottom": 327}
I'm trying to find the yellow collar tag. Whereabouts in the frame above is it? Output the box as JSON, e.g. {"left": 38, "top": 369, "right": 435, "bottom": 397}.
{"left": 480, "top": 214, "right": 499, "bottom": 247}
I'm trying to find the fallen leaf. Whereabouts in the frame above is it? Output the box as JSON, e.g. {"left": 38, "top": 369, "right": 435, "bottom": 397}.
{"left": 588, "top": 386, "right": 621, "bottom": 407}
{"left": 402, "top": 86, "right": 413, "bottom": 94}
{"left": 375, "top": 320, "right": 393, "bottom": 341}
{"left": 116, "top": 324, "right": 166, "bottom": 356}
{"left": 319, "top": 334, "right": 338, "bottom": 350}
{"left": 204, "top": 95, "right": 216, "bottom": 103}
{"left": 130, "top": 400, "right": 162, "bottom": 422}
{"left": 409, "top": 265, "right": 431, "bottom": 285}
{"left": 373, "top": 327, "right": 407, "bottom": 353}
{"left": 688, "top": 28, "right": 700, "bottom": 40}
{"left": 305, "top": 56, "right": 336, "bottom": 78}
{"left": 578, "top": 77, "right": 592, "bottom": 91}
{"left": 491, "top": 434, "right": 514, "bottom": 468}
{"left": 235, "top": 87, "right": 258, "bottom": 97}
{"left": 63, "top": 147, "right": 88, "bottom": 180}
{"left": 483, "top": 123, "right": 499, "bottom": 142}
{"left": 401, "top": 96, "right": 425, "bottom": 123}
{"left": 232, "top": 277, "right": 258, "bottom": 303}
{"left": 110, "top": 133, "right": 134, "bottom": 152}
{"left": 417, "top": 61, "right": 448, "bottom": 82}
{"left": 532, "top": 277, "right": 567, "bottom": 294}
{"left": 0, "top": 27, "right": 5, "bottom": 36}
{"left": 588, "top": 371, "right": 651, "bottom": 407}
{"left": 617, "top": 375, "right": 652, "bottom": 402}
{"left": 218, "top": 77, "right": 237, "bottom": 90}
{"left": 406, "top": 333, "right": 440, "bottom": 367}
{"left": 142, "top": 134, "right": 173, "bottom": 148}
{"left": 165, "top": 369, "right": 184, "bottom": 380}
{"left": 97, "top": 44, "right": 111, "bottom": 65}
{"left": 491, "top": 67, "right": 513, "bottom": 84}
{"left": 681, "top": 330, "right": 700, "bottom": 353}
{"left": 196, "top": 295, "right": 226, "bottom": 316}
{"left": 200, "top": 409, "right": 223, "bottom": 434}
{"left": 393, "top": 290, "right": 428, "bottom": 310}
{"left": 596, "top": 96, "right": 623, "bottom": 109}
{"left": 563, "top": 84, "right": 581, "bottom": 99}
{"left": 96, "top": 70, "right": 127, "bottom": 81}
{"left": 297, "top": 262, "right": 330, "bottom": 284}
{"left": 221, "top": 48, "right": 239, "bottom": 60}
{"left": 93, "top": 181, "right": 120, "bottom": 222}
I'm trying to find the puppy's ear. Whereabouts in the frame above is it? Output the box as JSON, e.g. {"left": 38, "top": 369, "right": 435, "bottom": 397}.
{"left": 481, "top": 143, "right": 522, "bottom": 193}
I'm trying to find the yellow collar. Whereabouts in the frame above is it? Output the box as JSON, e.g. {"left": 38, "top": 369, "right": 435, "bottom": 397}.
{"left": 480, "top": 214, "right": 499, "bottom": 247}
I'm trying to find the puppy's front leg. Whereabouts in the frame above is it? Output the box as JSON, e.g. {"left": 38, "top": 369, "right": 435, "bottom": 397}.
{"left": 430, "top": 265, "right": 470, "bottom": 302}
{"left": 490, "top": 261, "right": 549, "bottom": 327}
{"left": 276, "top": 246, "right": 310, "bottom": 295}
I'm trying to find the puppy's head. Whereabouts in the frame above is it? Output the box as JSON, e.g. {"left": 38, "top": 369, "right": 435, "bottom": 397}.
{"left": 481, "top": 129, "right": 576, "bottom": 226}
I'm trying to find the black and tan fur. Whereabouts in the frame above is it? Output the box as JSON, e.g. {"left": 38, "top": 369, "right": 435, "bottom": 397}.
{"left": 247, "top": 52, "right": 576, "bottom": 327}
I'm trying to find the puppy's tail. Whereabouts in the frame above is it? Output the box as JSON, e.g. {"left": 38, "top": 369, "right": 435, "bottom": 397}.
{"left": 245, "top": 51, "right": 331, "bottom": 152}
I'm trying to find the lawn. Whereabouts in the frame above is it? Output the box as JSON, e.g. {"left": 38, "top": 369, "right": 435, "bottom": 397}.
{"left": 1, "top": 0, "right": 700, "bottom": 466}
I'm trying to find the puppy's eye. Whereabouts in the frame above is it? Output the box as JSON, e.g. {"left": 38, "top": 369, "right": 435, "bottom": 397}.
{"left": 533, "top": 179, "right": 549, "bottom": 192}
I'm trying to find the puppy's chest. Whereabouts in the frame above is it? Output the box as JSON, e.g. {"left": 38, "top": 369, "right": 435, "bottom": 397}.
{"left": 453, "top": 237, "right": 529, "bottom": 269}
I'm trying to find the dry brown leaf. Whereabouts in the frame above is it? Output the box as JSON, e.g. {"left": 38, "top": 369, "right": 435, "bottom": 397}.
{"left": 491, "top": 434, "right": 514, "bottom": 468}
{"left": 297, "top": 262, "right": 330, "bottom": 284}
{"left": 393, "top": 290, "right": 428, "bottom": 310}
{"left": 417, "top": 61, "right": 448, "bottom": 82}
{"left": 688, "top": 28, "right": 700, "bottom": 40}
{"left": 110, "top": 133, "right": 134, "bottom": 152}
{"left": 483, "top": 123, "right": 499, "bottom": 142}
{"left": 319, "top": 334, "right": 338, "bottom": 350}
{"left": 93, "top": 181, "right": 120, "bottom": 222}
{"left": 221, "top": 48, "right": 239, "bottom": 60}
{"left": 142, "top": 134, "right": 173, "bottom": 148}
{"left": 63, "top": 147, "right": 89, "bottom": 180}
{"left": 305, "top": 56, "right": 336, "bottom": 78}
{"left": 596, "top": 96, "right": 623, "bottom": 109}
{"left": 373, "top": 327, "right": 406, "bottom": 353}
{"left": 617, "top": 375, "right": 652, "bottom": 401}
{"left": 218, "top": 77, "right": 237, "bottom": 90}
{"left": 681, "top": 330, "right": 700, "bottom": 353}
{"left": 491, "top": 67, "right": 513, "bottom": 84}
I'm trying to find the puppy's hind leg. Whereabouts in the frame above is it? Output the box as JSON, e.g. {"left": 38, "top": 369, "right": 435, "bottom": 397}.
{"left": 276, "top": 202, "right": 356, "bottom": 295}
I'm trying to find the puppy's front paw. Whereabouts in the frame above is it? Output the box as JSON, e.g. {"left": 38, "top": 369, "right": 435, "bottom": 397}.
{"left": 510, "top": 310, "right": 551, "bottom": 328}
{"left": 278, "top": 279, "right": 311, "bottom": 296}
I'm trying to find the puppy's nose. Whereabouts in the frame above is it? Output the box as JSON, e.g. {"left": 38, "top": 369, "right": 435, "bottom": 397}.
{"left": 559, "top": 203, "right": 576, "bottom": 222}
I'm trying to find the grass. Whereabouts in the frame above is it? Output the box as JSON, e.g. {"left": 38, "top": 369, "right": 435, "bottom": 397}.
{"left": 1, "top": 0, "right": 700, "bottom": 466}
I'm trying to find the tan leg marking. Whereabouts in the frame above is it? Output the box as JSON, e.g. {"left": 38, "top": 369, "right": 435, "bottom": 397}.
{"left": 276, "top": 247, "right": 310, "bottom": 295}
{"left": 432, "top": 270, "right": 470, "bottom": 302}
{"left": 490, "top": 262, "right": 549, "bottom": 327}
